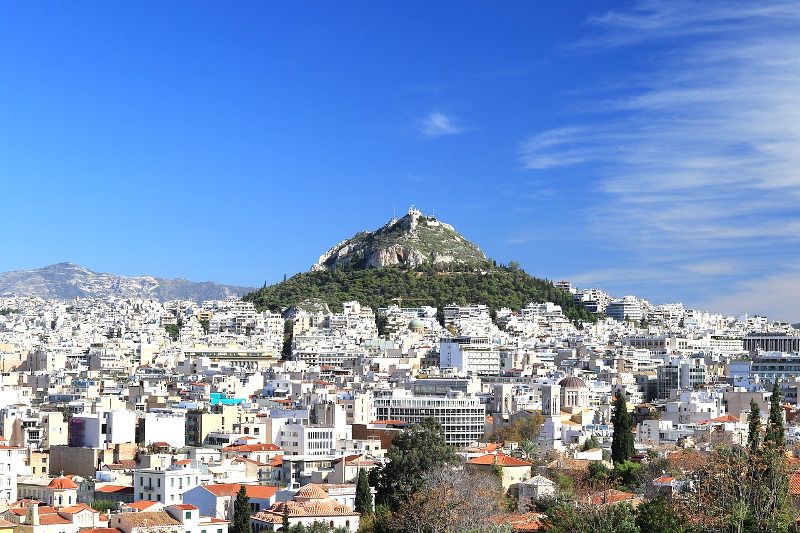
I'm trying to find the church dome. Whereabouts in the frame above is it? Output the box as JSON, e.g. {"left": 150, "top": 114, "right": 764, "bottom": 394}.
{"left": 48, "top": 476, "right": 78, "bottom": 490}
{"left": 408, "top": 318, "right": 425, "bottom": 332}
{"left": 558, "top": 376, "right": 587, "bottom": 389}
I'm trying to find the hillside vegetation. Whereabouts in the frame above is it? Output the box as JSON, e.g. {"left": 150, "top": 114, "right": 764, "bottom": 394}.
{"left": 244, "top": 263, "right": 595, "bottom": 323}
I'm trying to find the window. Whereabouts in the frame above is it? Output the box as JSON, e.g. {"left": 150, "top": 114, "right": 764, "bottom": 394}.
{"left": 185, "top": 512, "right": 192, "bottom": 519}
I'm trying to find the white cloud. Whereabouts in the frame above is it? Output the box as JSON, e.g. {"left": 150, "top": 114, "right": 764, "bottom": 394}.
{"left": 703, "top": 271, "right": 800, "bottom": 322}
{"left": 420, "top": 112, "right": 464, "bottom": 138}
{"left": 518, "top": 0, "right": 800, "bottom": 313}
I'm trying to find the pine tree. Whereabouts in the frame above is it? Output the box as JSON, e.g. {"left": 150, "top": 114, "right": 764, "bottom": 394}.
{"left": 231, "top": 485, "right": 251, "bottom": 533}
{"left": 611, "top": 392, "right": 635, "bottom": 464}
{"left": 355, "top": 468, "right": 373, "bottom": 515}
{"left": 747, "top": 398, "right": 761, "bottom": 454}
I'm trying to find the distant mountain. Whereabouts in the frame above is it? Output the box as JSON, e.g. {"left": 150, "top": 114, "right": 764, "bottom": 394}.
{"left": 0, "top": 263, "right": 253, "bottom": 302}
{"left": 312, "top": 206, "right": 486, "bottom": 271}
{"left": 246, "top": 208, "right": 595, "bottom": 323}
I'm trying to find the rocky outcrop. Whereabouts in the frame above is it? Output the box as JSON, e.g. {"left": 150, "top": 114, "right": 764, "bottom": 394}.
{"left": 312, "top": 207, "right": 486, "bottom": 271}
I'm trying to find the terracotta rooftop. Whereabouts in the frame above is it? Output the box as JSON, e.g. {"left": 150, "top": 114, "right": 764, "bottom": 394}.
{"left": 48, "top": 476, "right": 78, "bottom": 490}
{"left": 468, "top": 453, "right": 531, "bottom": 467}
{"left": 116, "top": 511, "right": 181, "bottom": 527}
{"left": 202, "top": 483, "right": 278, "bottom": 500}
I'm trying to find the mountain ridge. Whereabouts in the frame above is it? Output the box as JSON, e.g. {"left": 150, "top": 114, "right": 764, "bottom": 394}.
{"left": 0, "top": 262, "right": 253, "bottom": 301}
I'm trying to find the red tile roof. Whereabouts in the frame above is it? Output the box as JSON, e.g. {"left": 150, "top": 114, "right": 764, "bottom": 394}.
{"left": 96, "top": 485, "right": 133, "bottom": 494}
{"left": 203, "top": 483, "right": 278, "bottom": 500}
{"left": 468, "top": 453, "right": 532, "bottom": 467}
{"left": 48, "top": 476, "right": 79, "bottom": 489}
{"left": 789, "top": 471, "right": 800, "bottom": 496}
{"left": 124, "top": 501, "right": 160, "bottom": 511}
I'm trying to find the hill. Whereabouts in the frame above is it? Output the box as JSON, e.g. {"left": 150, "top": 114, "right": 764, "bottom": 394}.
{"left": 0, "top": 262, "right": 253, "bottom": 301}
{"left": 245, "top": 264, "right": 594, "bottom": 322}
{"left": 245, "top": 207, "right": 594, "bottom": 323}
{"left": 312, "top": 206, "right": 486, "bottom": 271}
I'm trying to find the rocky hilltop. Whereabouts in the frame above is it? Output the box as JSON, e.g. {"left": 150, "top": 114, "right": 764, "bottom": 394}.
{"left": 0, "top": 262, "right": 253, "bottom": 301}
{"left": 246, "top": 208, "right": 596, "bottom": 323}
{"left": 312, "top": 207, "right": 487, "bottom": 271}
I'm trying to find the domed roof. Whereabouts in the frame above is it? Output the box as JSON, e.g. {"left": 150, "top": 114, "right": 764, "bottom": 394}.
{"left": 558, "top": 376, "right": 587, "bottom": 389}
{"left": 48, "top": 476, "right": 78, "bottom": 490}
{"left": 408, "top": 318, "right": 425, "bottom": 331}
{"left": 296, "top": 484, "right": 327, "bottom": 500}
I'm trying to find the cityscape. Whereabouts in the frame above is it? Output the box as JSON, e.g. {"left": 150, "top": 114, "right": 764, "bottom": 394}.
{"left": 2, "top": 2, "right": 799, "bottom": 533}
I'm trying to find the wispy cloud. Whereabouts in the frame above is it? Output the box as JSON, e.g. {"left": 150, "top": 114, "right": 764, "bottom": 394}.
{"left": 519, "top": 0, "right": 800, "bottom": 316}
{"left": 420, "top": 112, "right": 464, "bottom": 138}
{"left": 704, "top": 271, "right": 800, "bottom": 322}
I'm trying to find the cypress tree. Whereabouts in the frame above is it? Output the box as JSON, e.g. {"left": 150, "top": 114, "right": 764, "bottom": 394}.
{"left": 747, "top": 399, "right": 761, "bottom": 454}
{"left": 355, "top": 468, "right": 373, "bottom": 515}
{"left": 765, "top": 380, "right": 785, "bottom": 447}
{"left": 281, "top": 504, "right": 290, "bottom": 532}
{"left": 611, "top": 392, "right": 635, "bottom": 464}
{"left": 231, "top": 485, "right": 252, "bottom": 533}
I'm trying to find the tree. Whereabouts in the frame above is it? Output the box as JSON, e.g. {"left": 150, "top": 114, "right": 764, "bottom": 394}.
{"left": 747, "top": 398, "right": 761, "bottom": 454}
{"left": 611, "top": 393, "right": 635, "bottom": 464}
{"left": 635, "top": 497, "right": 687, "bottom": 533}
{"left": 199, "top": 318, "right": 210, "bottom": 335}
{"left": 520, "top": 439, "right": 538, "bottom": 462}
{"left": 765, "top": 380, "right": 785, "bottom": 448}
{"left": 587, "top": 461, "right": 611, "bottom": 481}
{"left": 488, "top": 414, "right": 544, "bottom": 443}
{"left": 545, "top": 501, "right": 639, "bottom": 533}
{"left": 357, "top": 504, "right": 392, "bottom": 533}
{"left": 282, "top": 319, "right": 294, "bottom": 358}
{"left": 231, "top": 485, "right": 252, "bottom": 533}
{"left": 355, "top": 468, "right": 373, "bottom": 515}
{"left": 90, "top": 500, "right": 116, "bottom": 513}
{"left": 282, "top": 504, "right": 290, "bottom": 532}
{"left": 389, "top": 465, "right": 506, "bottom": 533}
{"left": 371, "top": 418, "right": 459, "bottom": 510}
{"left": 581, "top": 435, "right": 600, "bottom": 451}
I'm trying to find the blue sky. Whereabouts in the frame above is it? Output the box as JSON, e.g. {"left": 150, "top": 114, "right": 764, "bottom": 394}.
{"left": 2, "top": 1, "right": 799, "bottom": 320}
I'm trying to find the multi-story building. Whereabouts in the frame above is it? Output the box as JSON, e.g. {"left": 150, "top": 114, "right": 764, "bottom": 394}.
{"left": 656, "top": 359, "right": 706, "bottom": 399}
{"left": 606, "top": 296, "right": 643, "bottom": 322}
{"left": 372, "top": 390, "right": 485, "bottom": 447}
{"left": 744, "top": 333, "right": 800, "bottom": 354}
{"left": 439, "top": 336, "right": 501, "bottom": 376}
{"left": 0, "top": 442, "right": 26, "bottom": 503}
{"left": 133, "top": 460, "right": 213, "bottom": 505}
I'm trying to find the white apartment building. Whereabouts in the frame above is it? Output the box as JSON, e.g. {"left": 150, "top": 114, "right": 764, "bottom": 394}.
{"left": 143, "top": 412, "right": 187, "bottom": 448}
{"left": 372, "top": 390, "right": 485, "bottom": 447}
{"left": 442, "top": 304, "right": 490, "bottom": 326}
{"left": 606, "top": 296, "right": 643, "bottom": 322}
{"left": 662, "top": 390, "right": 725, "bottom": 425}
{"left": 279, "top": 425, "right": 336, "bottom": 456}
{"left": 0, "top": 443, "right": 26, "bottom": 503}
{"left": 439, "top": 336, "right": 501, "bottom": 376}
{"left": 133, "top": 460, "right": 213, "bottom": 505}
{"left": 68, "top": 410, "right": 136, "bottom": 448}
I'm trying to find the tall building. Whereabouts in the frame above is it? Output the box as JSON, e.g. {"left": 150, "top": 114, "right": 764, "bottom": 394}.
{"left": 439, "top": 336, "right": 501, "bottom": 376}
{"left": 372, "top": 390, "right": 485, "bottom": 447}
